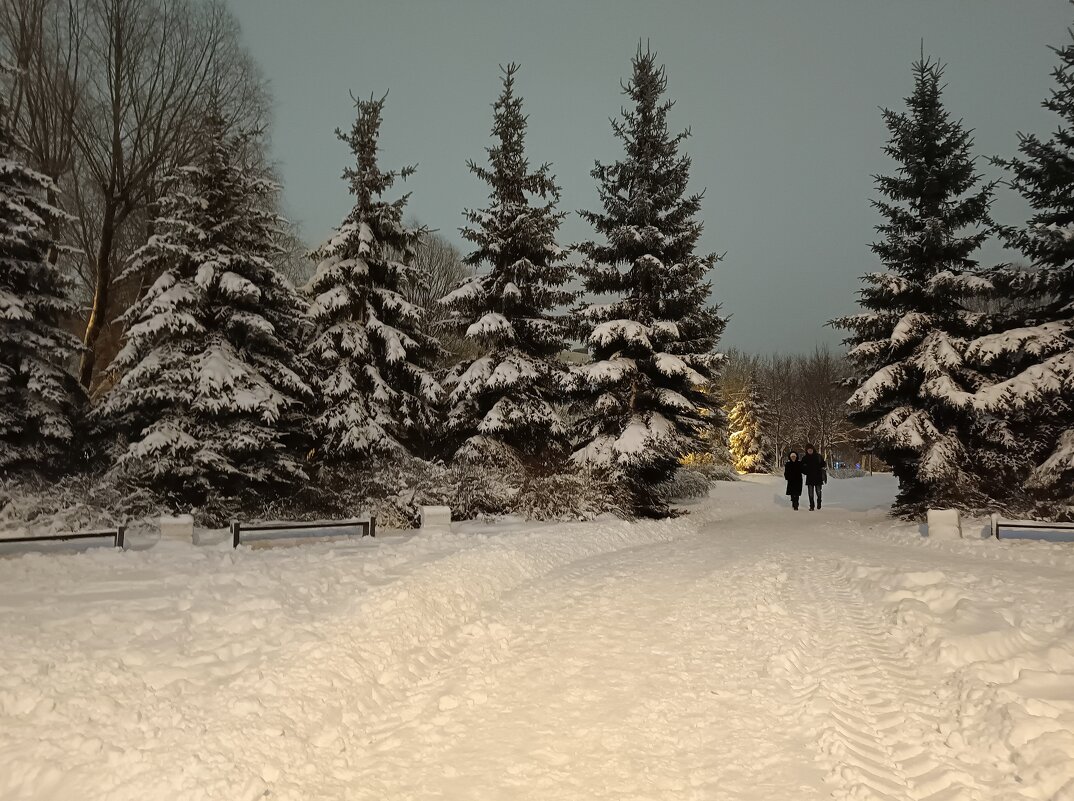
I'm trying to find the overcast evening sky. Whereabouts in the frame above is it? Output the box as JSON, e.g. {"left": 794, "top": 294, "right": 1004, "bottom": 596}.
{"left": 226, "top": 0, "right": 1072, "bottom": 355}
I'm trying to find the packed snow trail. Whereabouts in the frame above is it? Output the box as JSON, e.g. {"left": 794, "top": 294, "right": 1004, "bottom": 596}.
{"left": 350, "top": 528, "right": 826, "bottom": 799}
{"left": 1, "top": 476, "right": 1073, "bottom": 800}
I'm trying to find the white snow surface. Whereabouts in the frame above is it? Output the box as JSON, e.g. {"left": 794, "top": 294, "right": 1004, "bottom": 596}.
{"left": 1, "top": 477, "right": 1073, "bottom": 800}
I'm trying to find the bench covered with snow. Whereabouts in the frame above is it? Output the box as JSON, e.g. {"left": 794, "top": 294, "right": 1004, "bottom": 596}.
{"left": 0, "top": 525, "right": 126, "bottom": 549}
{"left": 990, "top": 513, "right": 1074, "bottom": 541}
{"left": 230, "top": 516, "right": 376, "bottom": 548}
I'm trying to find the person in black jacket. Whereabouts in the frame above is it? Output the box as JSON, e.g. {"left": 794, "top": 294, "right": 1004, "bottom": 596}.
{"left": 784, "top": 451, "right": 804, "bottom": 510}
{"left": 801, "top": 445, "right": 827, "bottom": 510}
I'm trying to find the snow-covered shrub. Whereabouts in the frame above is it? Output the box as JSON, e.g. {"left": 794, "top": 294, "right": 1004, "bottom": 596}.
{"left": 656, "top": 469, "right": 712, "bottom": 502}
{"left": 309, "top": 459, "right": 628, "bottom": 527}
{"left": 444, "top": 463, "right": 519, "bottom": 522}
{"left": 512, "top": 469, "right": 629, "bottom": 521}
{"left": 707, "top": 464, "right": 740, "bottom": 482}
{"left": 0, "top": 470, "right": 304, "bottom": 532}
{"left": 830, "top": 468, "right": 868, "bottom": 479}
{"left": 0, "top": 474, "right": 164, "bottom": 533}
{"left": 680, "top": 458, "right": 738, "bottom": 483}
{"left": 292, "top": 458, "right": 449, "bottom": 530}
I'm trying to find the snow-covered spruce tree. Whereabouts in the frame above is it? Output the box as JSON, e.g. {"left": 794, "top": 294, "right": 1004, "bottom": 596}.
{"left": 570, "top": 47, "right": 726, "bottom": 518}
{"left": 0, "top": 96, "right": 84, "bottom": 478}
{"left": 728, "top": 381, "right": 771, "bottom": 474}
{"left": 307, "top": 94, "right": 442, "bottom": 462}
{"left": 832, "top": 57, "right": 998, "bottom": 518}
{"left": 96, "top": 113, "right": 313, "bottom": 505}
{"left": 440, "top": 64, "right": 572, "bottom": 467}
{"left": 964, "top": 28, "right": 1074, "bottom": 519}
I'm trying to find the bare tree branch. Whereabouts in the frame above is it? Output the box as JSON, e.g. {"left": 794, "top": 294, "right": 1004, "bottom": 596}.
{"left": 1, "top": 0, "right": 272, "bottom": 388}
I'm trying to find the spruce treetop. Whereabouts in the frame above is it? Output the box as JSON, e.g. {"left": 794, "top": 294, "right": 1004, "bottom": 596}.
{"left": 835, "top": 57, "right": 996, "bottom": 354}
{"left": 467, "top": 63, "right": 559, "bottom": 211}
{"left": 449, "top": 63, "right": 573, "bottom": 360}
{"left": 993, "top": 28, "right": 1074, "bottom": 305}
{"left": 576, "top": 46, "right": 723, "bottom": 360}
{"left": 870, "top": 59, "right": 993, "bottom": 289}
{"left": 339, "top": 91, "right": 416, "bottom": 225}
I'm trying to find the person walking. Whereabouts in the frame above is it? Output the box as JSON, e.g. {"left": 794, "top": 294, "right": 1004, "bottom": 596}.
{"left": 801, "top": 445, "right": 827, "bottom": 510}
{"left": 784, "top": 451, "right": 804, "bottom": 511}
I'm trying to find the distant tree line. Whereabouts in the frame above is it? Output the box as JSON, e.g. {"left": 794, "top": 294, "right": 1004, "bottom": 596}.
{"left": 721, "top": 347, "right": 864, "bottom": 474}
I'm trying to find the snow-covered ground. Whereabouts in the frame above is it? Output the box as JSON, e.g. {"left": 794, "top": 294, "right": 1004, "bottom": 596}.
{"left": 1, "top": 476, "right": 1073, "bottom": 801}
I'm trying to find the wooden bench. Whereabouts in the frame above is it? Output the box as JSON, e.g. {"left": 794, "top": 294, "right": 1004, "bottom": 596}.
{"left": 990, "top": 513, "right": 1074, "bottom": 541}
{"left": 230, "top": 516, "right": 376, "bottom": 548}
{"left": 0, "top": 525, "right": 126, "bottom": 549}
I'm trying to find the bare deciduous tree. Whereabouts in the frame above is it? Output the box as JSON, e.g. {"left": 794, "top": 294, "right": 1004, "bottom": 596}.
{"left": 406, "top": 229, "right": 478, "bottom": 367}
{"left": 718, "top": 347, "right": 760, "bottom": 406}
{"left": 1, "top": 0, "right": 270, "bottom": 389}
{"left": 725, "top": 346, "right": 856, "bottom": 470}
{"left": 406, "top": 230, "right": 471, "bottom": 316}
{"left": 794, "top": 345, "right": 854, "bottom": 464}
{"left": 1, "top": 0, "right": 82, "bottom": 271}
{"left": 757, "top": 352, "right": 804, "bottom": 468}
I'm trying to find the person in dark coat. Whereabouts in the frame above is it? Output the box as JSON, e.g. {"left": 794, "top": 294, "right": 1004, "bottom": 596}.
{"left": 784, "top": 451, "right": 804, "bottom": 510}
{"left": 801, "top": 445, "right": 827, "bottom": 510}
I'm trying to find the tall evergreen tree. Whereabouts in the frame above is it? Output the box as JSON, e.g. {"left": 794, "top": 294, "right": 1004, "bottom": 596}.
{"left": 0, "top": 96, "right": 84, "bottom": 477}
{"left": 96, "top": 113, "right": 313, "bottom": 504}
{"left": 832, "top": 57, "right": 997, "bottom": 518}
{"left": 570, "top": 47, "right": 726, "bottom": 518}
{"left": 307, "top": 94, "right": 442, "bottom": 461}
{"left": 965, "top": 26, "right": 1074, "bottom": 518}
{"left": 728, "top": 381, "right": 771, "bottom": 474}
{"left": 440, "top": 64, "right": 572, "bottom": 467}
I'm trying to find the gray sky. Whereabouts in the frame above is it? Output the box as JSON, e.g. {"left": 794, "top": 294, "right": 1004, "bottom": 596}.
{"left": 227, "top": 0, "right": 1072, "bottom": 355}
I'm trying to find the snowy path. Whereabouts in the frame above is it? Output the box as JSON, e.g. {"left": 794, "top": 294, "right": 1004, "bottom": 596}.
{"left": 1, "top": 476, "right": 1073, "bottom": 800}
{"left": 352, "top": 530, "right": 825, "bottom": 800}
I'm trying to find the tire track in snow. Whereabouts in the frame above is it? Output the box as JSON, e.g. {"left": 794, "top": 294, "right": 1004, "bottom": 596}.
{"left": 770, "top": 555, "right": 982, "bottom": 801}
{"left": 347, "top": 532, "right": 827, "bottom": 800}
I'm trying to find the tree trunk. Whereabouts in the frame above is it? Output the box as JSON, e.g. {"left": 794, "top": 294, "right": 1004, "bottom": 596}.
{"left": 78, "top": 202, "right": 117, "bottom": 388}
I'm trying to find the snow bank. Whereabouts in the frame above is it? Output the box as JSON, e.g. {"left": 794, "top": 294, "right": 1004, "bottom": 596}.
{"left": 0, "top": 514, "right": 696, "bottom": 801}
{"left": 847, "top": 560, "right": 1074, "bottom": 799}
{"left": 720, "top": 475, "right": 1074, "bottom": 800}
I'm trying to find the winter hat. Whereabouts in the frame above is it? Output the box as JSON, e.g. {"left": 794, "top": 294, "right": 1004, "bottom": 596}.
{"left": 789, "top": 451, "right": 799, "bottom": 459}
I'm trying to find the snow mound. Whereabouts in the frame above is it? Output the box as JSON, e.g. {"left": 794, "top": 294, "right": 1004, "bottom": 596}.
{"left": 0, "top": 515, "right": 695, "bottom": 800}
